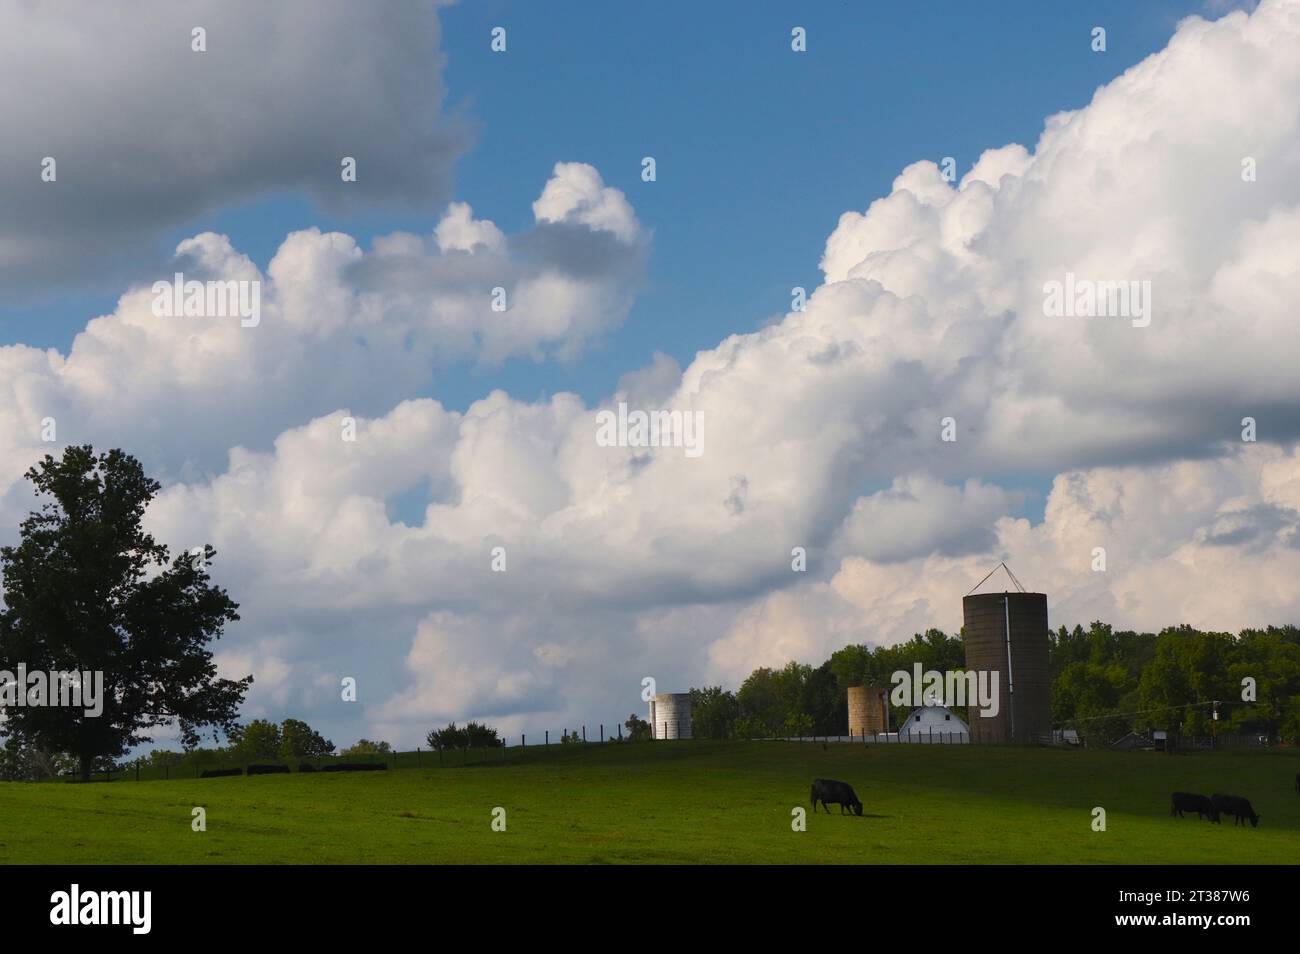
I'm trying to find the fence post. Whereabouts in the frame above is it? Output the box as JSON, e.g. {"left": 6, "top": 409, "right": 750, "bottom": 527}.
{"left": 416, "top": 747, "right": 421, "bottom": 767}
{"left": 582, "top": 725, "right": 586, "bottom": 742}
{"left": 522, "top": 734, "right": 526, "bottom": 748}
{"left": 545, "top": 730, "right": 549, "bottom": 746}
{"left": 618, "top": 724, "right": 622, "bottom": 740}
{"left": 600, "top": 724, "right": 604, "bottom": 743}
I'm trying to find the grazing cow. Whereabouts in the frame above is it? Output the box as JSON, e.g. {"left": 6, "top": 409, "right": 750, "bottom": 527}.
{"left": 298, "top": 763, "right": 317, "bottom": 773}
{"left": 1210, "top": 794, "right": 1260, "bottom": 828}
{"left": 810, "top": 778, "right": 863, "bottom": 816}
{"left": 1170, "top": 792, "right": 1219, "bottom": 822}
{"left": 199, "top": 767, "right": 243, "bottom": 779}
{"left": 247, "top": 763, "right": 290, "bottom": 776}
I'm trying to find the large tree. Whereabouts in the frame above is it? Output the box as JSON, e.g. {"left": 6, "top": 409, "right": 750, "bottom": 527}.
{"left": 0, "top": 446, "right": 251, "bottom": 780}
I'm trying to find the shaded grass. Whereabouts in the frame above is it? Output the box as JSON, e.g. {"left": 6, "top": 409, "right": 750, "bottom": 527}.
{"left": 1, "top": 741, "right": 1297, "bottom": 863}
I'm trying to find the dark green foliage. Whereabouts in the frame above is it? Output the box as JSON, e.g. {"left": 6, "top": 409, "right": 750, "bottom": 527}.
{"left": 341, "top": 738, "right": 392, "bottom": 756}
{"left": 623, "top": 713, "right": 651, "bottom": 741}
{"left": 426, "top": 721, "right": 501, "bottom": 750}
{"left": 279, "top": 718, "right": 335, "bottom": 758}
{"left": 0, "top": 446, "right": 250, "bottom": 780}
{"left": 688, "top": 686, "right": 739, "bottom": 739}
{"left": 689, "top": 620, "right": 1300, "bottom": 745}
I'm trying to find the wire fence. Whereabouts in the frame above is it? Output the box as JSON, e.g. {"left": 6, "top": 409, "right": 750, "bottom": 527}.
{"left": 62, "top": 723, "right": 1288, "bottom": 783}
{"left": 779, "top": 731, "right": 970, "bottom": 745}
{"left": 91, "top": 721, "right": 642, "bottom": 782}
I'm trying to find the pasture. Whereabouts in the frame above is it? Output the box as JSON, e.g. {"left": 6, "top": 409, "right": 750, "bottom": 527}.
{"left": 1, "top": 741, "right": 1297, "bottom": 864}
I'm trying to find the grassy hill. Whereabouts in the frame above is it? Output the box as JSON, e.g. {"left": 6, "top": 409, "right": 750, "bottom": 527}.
{"left": 1, "top": 741, "right": 1297, "bottom": 863}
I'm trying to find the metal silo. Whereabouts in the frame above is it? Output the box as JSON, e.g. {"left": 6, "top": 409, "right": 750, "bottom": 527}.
{"left": 847, "top": 685, "right": 889, "bottom": 736}
{"left": 961, "top": 590, "right": 1051, "bottom": 744}
{"left": 649, "top": 693, "right": 693, "bottom": 739}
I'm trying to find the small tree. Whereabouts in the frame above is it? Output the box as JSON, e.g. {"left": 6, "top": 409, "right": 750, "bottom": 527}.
{"left": 279, "top": 718, "right": 334, "bottom": 759}
{"left": 624, "top": 714, "right": 651, "bottom": 741}
{"left": 427, "top": 723, "right": 468, "bottom": 750}
{"left": 232, "top": 719, "right": 282, "bottom": 761}
{"left": 341, "top": 738, "right": 391, "bottom": 756}
{"left": 464, "top": 721, "right": 502, "bottom": 748}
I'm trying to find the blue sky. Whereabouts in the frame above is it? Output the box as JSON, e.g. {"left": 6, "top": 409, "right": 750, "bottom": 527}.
{"left": 1, "top": 0, "right": 1213, "bottom": 527}
{"left": 3, "top": 0, "right": 1295, "bottom": 747}
{"left": 6, "top": 0, "right": 1207, "bottom": 413}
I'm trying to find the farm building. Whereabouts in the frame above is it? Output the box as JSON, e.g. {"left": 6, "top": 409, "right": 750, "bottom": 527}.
{"left": 962, "top": 569, "right": 1052, "bottom": 745}
{"left": 847, "top": 684, "right": 890, "bottom": 735}
{"left": 898, "top": 705, "right": 969, "bottom": 742}
{"left": 649, "top": 693, "right": 692, "bottom": 739}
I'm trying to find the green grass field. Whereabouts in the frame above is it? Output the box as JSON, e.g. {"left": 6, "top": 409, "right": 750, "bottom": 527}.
{"left": 2, "top": 741, "right": 1298, "bottom": 863}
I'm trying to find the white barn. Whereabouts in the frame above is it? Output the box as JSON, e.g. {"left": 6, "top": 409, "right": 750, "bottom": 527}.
{"left": 898, "top": 705, "right": 969, "bottom": 742}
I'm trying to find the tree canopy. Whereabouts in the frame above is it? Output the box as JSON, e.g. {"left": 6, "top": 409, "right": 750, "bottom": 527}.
{"left": 0, "top": 446, "right": 251, "bottom": 779}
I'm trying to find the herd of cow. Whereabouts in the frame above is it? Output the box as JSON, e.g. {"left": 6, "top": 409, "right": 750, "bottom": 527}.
{"left": 812, "top": 773, "right": 1300, "bottom": 826}
{"left": 1170, "top": 792, "right": 1259, "bottom": 827}
{"left": 198, "top": 762, "right": 388, "bottom": 778}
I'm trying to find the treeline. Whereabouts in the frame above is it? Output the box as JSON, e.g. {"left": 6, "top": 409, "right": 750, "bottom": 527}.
{"left": 685, "top": 623, "right": 1300, "bottom": 746}
{"left": 1, "top": 715, "right": 506, "bottom": 781}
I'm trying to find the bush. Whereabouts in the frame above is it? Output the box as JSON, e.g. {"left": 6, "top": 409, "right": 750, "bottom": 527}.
{"left": 341, "top": 739, "right": 392, "bottom": 756}
{"left": 428, "top": 721, "right": 502, "bottom": 750}
{"left": 624, "top": 714, "right": 652, "bottom": 742}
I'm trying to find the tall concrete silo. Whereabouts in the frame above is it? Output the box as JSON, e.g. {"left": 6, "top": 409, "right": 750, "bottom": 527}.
{"left": 847, "top": 685, "right": 889, "bottom": 736}
{"left": 962, "top": 591, "right": 1051, "bottom": 744}
{"left": 649, "top": 693, "right": 693, "bottom": 739}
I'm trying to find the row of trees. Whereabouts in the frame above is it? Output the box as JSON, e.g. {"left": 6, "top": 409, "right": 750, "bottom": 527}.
{"left": 682, "top": 624, "right": 1300, "bottom": 746}
{"left": 1051, "top": 621, "right": 1300, "bottom": 745}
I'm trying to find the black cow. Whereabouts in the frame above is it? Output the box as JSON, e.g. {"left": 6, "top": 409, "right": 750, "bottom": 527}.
{"left": 298, "top": 763, "right": 317, "bottom": 773}
{"left": 811, "top": 778, "right": 863, "bottom": 816}
{"left": 1170, "top": 791, "right": 1219, "bottom": 822}
{"left": 1210, "top": 793, "right": 1260, "bottom": 828}
{"left": 247, "top": 763, "right": 290, "bottom": 776}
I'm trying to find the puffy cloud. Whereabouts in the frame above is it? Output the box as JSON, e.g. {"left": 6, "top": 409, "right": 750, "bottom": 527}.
{"left": 0, "top": 164, "right": 644, "bottom": 509}
{"left": 706, "top": 446, "right": 1300, "bottom": 684}
{"left": 532, "top": 162, "right": 641, "bottom": 243}
{"left": 7, "top": 2, "right": 1300, "bottom": 746}
{"left": 0, "top": 0, "right": 467, "bottom": 296}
